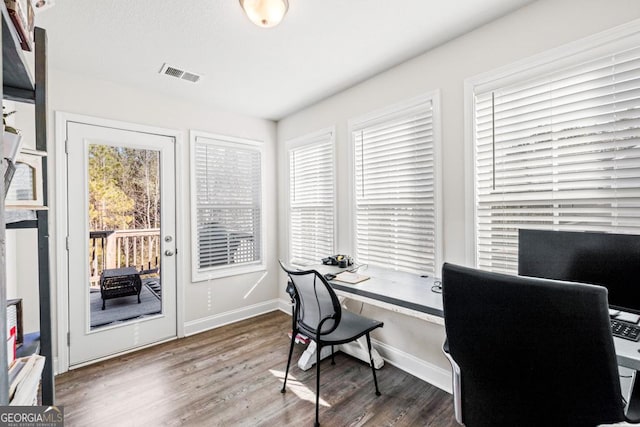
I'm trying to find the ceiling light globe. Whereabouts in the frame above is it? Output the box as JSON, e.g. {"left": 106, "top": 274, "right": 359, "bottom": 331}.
{"left": 240, "top": 0, "right": 289, "bottom": 28}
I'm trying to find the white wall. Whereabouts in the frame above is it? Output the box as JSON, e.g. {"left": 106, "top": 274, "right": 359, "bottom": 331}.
{"left": 5, "top": 229, "right": 39, "bottom": 334}
{"left": 5, "top": 233, "right": 16, "bottom": 300}
{"left": 277, "top": 0, "right": 640, "bottom": 385}
{"left": 9, "top": 67, "right": 279, "bottom": 371}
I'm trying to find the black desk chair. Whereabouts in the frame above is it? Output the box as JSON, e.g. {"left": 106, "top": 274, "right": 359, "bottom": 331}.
{"left": 441, "top": 262, "right": 637, "bottom": 427}
{"left": 279, "top": 261, "right": 383, "bottom": 427}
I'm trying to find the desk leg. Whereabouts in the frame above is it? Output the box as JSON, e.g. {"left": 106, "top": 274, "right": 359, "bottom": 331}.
{"left": 335, "top": 296, "right": 385, "bottom": 369}
{"left": 338, "top": 338, "right": 384, "bottom": 369}
{"left": 297, "top": 337, "right": 384, "bottom": 371}
{"left": 625, "top": 367, "right": 640, "bottom": 420}
{"left": 298, "top": 340, "right": 333, "bottom": 371}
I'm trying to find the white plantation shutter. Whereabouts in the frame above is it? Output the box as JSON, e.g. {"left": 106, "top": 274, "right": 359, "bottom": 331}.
{"left": 288, "top": 132, "right": 335, "bottom": 266}
{"left": 475, "top": 44, "right": 640, "bottom": 274}
{"left": 193, "top": 136, "right": 262, "bottom": 275}
{"left": 352, "top": 98, "right": 437, "bottom": 275}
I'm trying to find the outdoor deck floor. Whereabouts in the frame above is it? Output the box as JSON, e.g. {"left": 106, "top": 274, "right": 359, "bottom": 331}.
{"left": 89, "top": 277, "right": 162, "bottom": 329}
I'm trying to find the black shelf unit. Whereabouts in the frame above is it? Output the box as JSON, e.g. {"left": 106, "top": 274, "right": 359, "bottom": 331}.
{"left": 1, "top": 3, "right": 53, "bottom": 405}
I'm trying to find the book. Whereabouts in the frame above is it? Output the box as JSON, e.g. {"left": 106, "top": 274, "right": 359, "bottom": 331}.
{"left": 10, "top": 354, "right": 45, "bottom": 405}
{"left": 8, "top": 357, "right": 27, "bottom": 399}
{"left": 7, "top": 326, "right": 16, "bottom": 367}
{"left": 334, "top": 272, "right": 370, "bottom": 284}
{"left": 287, "top": 330, "right": 310, "bottom": 345}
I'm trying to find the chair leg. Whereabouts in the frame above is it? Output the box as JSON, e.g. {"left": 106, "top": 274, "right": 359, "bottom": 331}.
{"left": 315, "top": 342, "right": 322, "bottom": 427}
{"left": 366, "top": 333, "right": 381, "bottom": 396}
{"left": 331, "top": 345, "right": 335, "bottom": 365}
{"left": 281, "top": 329, "right": 296, "bottom": 393}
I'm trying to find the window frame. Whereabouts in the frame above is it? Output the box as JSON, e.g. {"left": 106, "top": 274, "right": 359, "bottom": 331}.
{"left": 347, "top": 92, "right": 443, "bottom": 275}
{"left": 464, "top": 20, "right": 640, "bottom": 269}
{"left": 189, "top": 130, "right": 266, "bottom": 282}
{"left": 285, "top": 127, "right": 337, "bottom": 267}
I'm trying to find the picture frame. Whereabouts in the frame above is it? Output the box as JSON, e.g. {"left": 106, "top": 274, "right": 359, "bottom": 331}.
{"left": 5, "top": 148, "right": 46, "bottom": 209}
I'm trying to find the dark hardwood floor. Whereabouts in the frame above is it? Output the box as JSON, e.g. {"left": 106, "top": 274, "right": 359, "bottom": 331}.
{"left": 56, "top": 311, "right": 458, "bottom": 426}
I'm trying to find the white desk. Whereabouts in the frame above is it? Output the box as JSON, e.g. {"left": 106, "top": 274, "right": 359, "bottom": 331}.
{"left": 322, "top": 265, "right": 444, "bottom": 325}
{"left": 294, "top": 264, "right": 443, "bottom": 371}
{"left": 614, "top": 329, "right": 640, "bottom": 371}
{"left": 294, "top": 264, "right": 640, "bottom": 374}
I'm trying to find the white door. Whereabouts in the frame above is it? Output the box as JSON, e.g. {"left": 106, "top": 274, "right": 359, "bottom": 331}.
{"left": 66, "top": 122, "right": 177, "bottom": 366}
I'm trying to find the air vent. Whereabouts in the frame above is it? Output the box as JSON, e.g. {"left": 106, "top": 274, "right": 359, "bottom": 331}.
{"left": 164, "top": 66, "right": 183, "bottom": 78}
{"left": 181, "top": 72, "right": 201, "bottom": 83}
{"left": 159, "top": 63, "right": 202, "bottom": 83}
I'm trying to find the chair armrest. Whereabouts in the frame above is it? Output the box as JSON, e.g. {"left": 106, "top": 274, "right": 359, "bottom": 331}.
{"left": 316, "top": 314, "right": 338, "bottom": 337}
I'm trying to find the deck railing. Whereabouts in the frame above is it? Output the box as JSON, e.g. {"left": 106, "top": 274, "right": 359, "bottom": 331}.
{"left": 89, "top": 228, "right": 161, "bottom": 286}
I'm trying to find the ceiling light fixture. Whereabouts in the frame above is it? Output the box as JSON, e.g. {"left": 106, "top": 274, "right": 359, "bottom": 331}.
{"left": 239, "top": 0, "right": 289, "bottom": 28}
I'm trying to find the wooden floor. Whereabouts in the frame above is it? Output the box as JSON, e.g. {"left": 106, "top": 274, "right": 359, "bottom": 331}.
{"left": 56, "top": 311, "right": 458, "bottom": 426}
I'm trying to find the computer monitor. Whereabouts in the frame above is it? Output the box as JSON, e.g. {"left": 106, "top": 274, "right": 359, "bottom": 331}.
{"left": 518, "top": 229, "right": 640, "bottom": 314}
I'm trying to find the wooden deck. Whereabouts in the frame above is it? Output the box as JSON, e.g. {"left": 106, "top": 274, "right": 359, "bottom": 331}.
{"left": 56, "top": 311, "right": 457, "bottom": 426}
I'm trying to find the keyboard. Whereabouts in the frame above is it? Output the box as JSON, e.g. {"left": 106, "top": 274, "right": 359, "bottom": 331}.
{"left": 610, "top": 319, "right": 640, "bottom": 342}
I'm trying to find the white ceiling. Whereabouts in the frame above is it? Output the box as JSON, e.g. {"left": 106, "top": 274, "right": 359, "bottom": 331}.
{"left": 36, "top": 0, "right": 533, "bottom": 121}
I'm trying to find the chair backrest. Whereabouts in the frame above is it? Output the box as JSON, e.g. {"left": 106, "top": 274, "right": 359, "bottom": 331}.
{"left": 279, "top": 261, "right": 342, "bottom": 336}
{"left": 442, "top": 263, "right": 625, "bottom": 427}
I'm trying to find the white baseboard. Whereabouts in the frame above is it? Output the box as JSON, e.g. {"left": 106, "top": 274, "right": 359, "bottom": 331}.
{"left": 372, "top": 339, "right": 452, "bottom": 394}
{"left": 184, "top": 299, "right": 280, "bottom": 336}
{"left": 277, "top": 297, "right": 292, "bottom": 314}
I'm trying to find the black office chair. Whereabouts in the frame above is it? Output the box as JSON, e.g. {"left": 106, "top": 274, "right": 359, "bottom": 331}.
{"left": 279, "top": 261, "right": 383, "bottom": 427}
{"left": 441, "top": 262, "right": 634, "bottom": 427}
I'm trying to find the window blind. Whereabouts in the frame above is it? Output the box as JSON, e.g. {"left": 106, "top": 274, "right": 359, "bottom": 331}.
{"left": 288, "top": 132, "right": 335, "bottom": 266}
{"left": 193, "top": 138, "right": 262, "bottom": 271}
{"left": 353, "top": 100, "right": 437, "bottom": 275}
{"left": 475, "top": 45, "right": 640, "bottom": 274}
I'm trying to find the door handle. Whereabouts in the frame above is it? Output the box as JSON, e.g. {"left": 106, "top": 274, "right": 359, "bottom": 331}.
{"left": 164, "top": 250, "right": 174, "bottom": 257}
